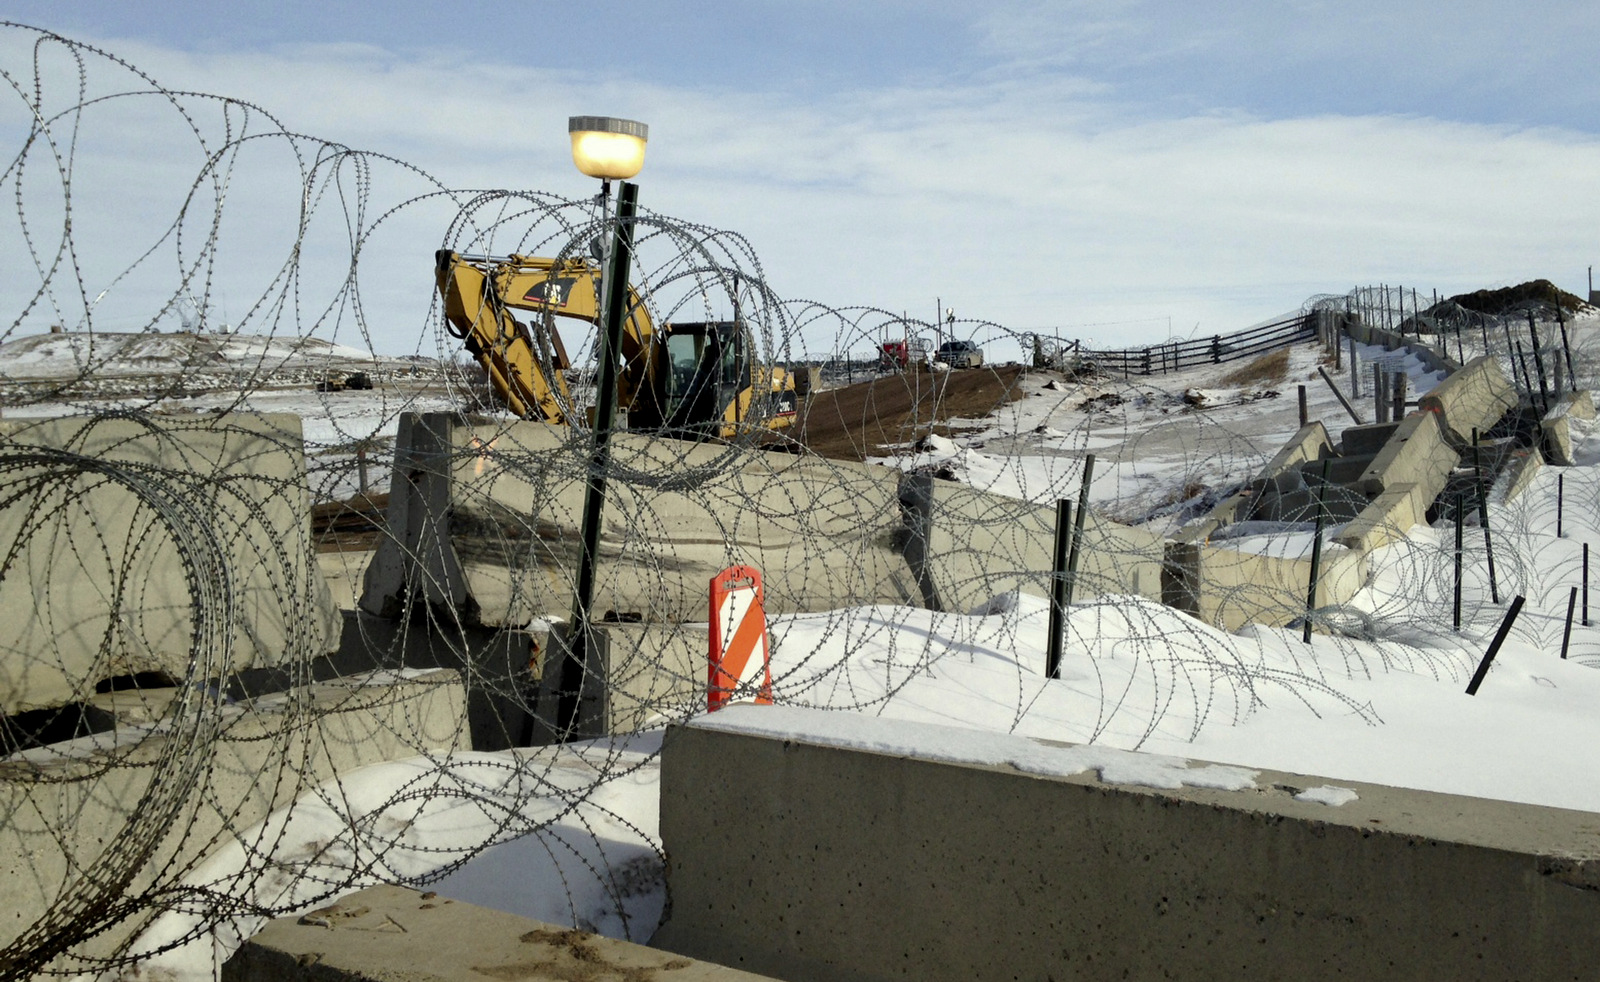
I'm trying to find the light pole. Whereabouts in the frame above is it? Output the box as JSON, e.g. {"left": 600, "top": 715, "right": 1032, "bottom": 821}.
{"left": 548, "top": 115, "right": 648, "bottom": 740}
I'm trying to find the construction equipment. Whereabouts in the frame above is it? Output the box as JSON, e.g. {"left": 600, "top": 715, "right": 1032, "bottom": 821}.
{"left": 435, "top": 250, "right": 800, "bottom": 439}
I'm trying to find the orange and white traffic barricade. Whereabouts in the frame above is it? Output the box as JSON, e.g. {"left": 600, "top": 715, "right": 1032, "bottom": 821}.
{"left": 708, "top": 565, "right": 772, "bottom": 712}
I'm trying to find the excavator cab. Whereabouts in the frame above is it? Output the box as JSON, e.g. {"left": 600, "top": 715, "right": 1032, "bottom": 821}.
{"left": 656, "top": 321, "right": 752, "bottom": 440}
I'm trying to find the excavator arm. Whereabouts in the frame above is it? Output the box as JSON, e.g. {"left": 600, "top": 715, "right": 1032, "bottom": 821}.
{"left": 435, "top": 250, "right": 655, "bottom": 423}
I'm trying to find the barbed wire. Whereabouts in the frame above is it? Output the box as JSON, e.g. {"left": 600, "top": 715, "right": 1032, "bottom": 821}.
{"left": 1, "top": 22, "right": 1595, "bottom": 980}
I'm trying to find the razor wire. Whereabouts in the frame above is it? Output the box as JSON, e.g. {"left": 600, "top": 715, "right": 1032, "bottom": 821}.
{"left": 2, "top": 21, "right": 1599, "bottom": 981}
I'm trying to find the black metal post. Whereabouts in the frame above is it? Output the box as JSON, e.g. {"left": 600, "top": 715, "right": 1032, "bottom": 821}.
{"left": 1528, "top": 312, "right": 1551, "bottom": 414}
{"left": 1316, "top": 366, "right": 1363, "bottom": 425}
{"left": 1303, "top": 458, "right": 1331, "bottom": 644}
{"left": 1047, "top": 498, "right": 1072, "bottom": 679}
{"left": 1515, "top": 340, "right": 1535, "bottom": 406}
{"left": 1558, "top": 473, "right": 1565, "bottom": 538}
{"left": 1298, "top": 384, "right": 1308, "bottom": 427}
{"left": 1063, "top": 454, "right": 1096, "bottom": 607}
{"left": 1472, "top": 428, "right": 1500, "bottom": 604}
{"left": 1465, "top": 595, "right": 1526, "bottom": 696}
{"left": 1559, "top": 319, "right": 1578, "bottom": 392}
{"left": 1562, "top": 586, "right": 1578, "bottom": 660}
{"left": 1453, "top": 492, "right": 1464, "bottom": 631}
{"left": 556, "top": 180, "right": 639, "bottom": 738}
{"left": 1586, "top": 542, "right": 1591, "bottom": 627}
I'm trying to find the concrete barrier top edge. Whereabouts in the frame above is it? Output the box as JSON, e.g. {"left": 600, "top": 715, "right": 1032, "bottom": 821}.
{"left": 682, "top": 705, "right": 1600, "bottom": 859}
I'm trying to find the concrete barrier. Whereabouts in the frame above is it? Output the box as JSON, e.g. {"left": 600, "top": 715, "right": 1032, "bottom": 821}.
{"left": 1333, "top": 482, "right": 1426, "bottom": 553}
{"left": 655, "top": 706, "right": 1600, "bottom": 982}
{"left": 1417, "top": 355, "right": 1519, "bottom": 447}
{"left": 0, "top": 414, "right": 341, "bottom": 715}
{"left": 899, "top": 474, "right": 1166, "bottom": 613}
{"left": 1162, "top": 539, "right": 1367, "bottom": 631}
{"left": 0, "top": 670, "right": 467, "bottom": 972}
{"left": 1540, "top": 390, "right": 1595, "bottom": 467}
{"left": 224, "top": 884, "right": 773, "bottom": 981}
{"left": 1175, "top": 422, "right": 1333, "bottom": 546}
{"left": 361, "top": 414, "right": 918, "bottom": 627}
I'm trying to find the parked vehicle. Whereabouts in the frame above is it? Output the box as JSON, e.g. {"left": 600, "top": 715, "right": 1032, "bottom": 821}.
{"left": 937, "top": 339, "right": 983, "bottom": 369}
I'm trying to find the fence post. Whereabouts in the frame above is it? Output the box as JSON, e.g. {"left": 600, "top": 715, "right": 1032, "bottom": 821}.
{"left": 1212, "top": 335, "right": 1221, "bottom": 363}
{"left": 1465, "top": 596, "right": 1526, "bottom": 695}
{"left": 1063, "top": 454, "right": 1096, "bottom": 607}
{"left": 1303, "top": 458, "right": 1332, "bottom": 644}
{"left": 1047, "top": 498, "right": 1072, "bottom": 680}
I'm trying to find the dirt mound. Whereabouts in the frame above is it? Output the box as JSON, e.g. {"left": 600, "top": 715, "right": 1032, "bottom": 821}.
{"left": 798, "top": 364, "right": 1028, "bottom": 461}
{"left": 1446, "top": 279, "right": 1589, "bottom": 316}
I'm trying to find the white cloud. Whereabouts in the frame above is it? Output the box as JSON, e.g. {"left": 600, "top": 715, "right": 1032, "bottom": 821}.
{"left": 5, "top": 23, "right": 1600, "bottom": 361}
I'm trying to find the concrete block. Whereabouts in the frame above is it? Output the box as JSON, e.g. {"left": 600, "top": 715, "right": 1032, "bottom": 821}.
{"left": 1191, "top": 542, "right": 1366, "bottom": 631}
{"left": 223, "top": 884, "right": 774, "bottom": 981}
{"left": 1494, "top": 447, "right": 1545, "bottom": 505}
{"left": 1418, "top": 355, "right": 1519, "bottom": 447}
{"left": 0, "top": 414, "right": 341, "bottom": 715}
{"left": 524, "top": 622, "right": 710, "bottom": 738}
{"left": 1541, "top": 391, "right": 1594, "bottom": 467}
{"left": 1176, "top": 422, "right": 1330, "bottom": 545}
{"left": 1334, "top": 482, "right": 1429, "bottom": 553}
{"left": 1337, "top": 421, "right": 1399, "bottom": 457}
{"left": 904, "top": 475, "right": 1166, "bottom": 612}
{"left": 1354, "top": 409, "right": 1458, "bottom": 509}
{"left": 362, "top": 415, "right": 918, "bottom": 627}
{"left": 1256, "top": 485, "right": 1365, "bottom": 524}
{"left": 0, "top": 671, "right": 468, "bottom": 970}
{"left": 656, "top": 708, "right": 1600, "bottom": 982}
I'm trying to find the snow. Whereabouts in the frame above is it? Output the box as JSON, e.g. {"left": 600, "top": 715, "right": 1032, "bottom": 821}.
{"left": 1295, "top": 785, "right": 1360, "bottom": 807}
{"left": 695, "top": 704, "right": 1260, "bottom": 792}
{"left": 37, "top": 313, "right": 1600, "bottom": 977}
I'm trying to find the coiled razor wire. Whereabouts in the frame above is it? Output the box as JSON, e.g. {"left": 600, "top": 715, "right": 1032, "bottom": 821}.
{"left": 1, "top": 21, "right": 1598, "bottom": 979}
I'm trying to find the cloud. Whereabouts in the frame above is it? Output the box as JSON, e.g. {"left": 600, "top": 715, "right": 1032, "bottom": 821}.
{"left": 4, "top": 22, "right": 1599, "bottom": 361}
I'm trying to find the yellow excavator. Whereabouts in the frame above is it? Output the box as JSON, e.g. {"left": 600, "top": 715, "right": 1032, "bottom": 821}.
{"left": 435, "top": 250, "right": 801, "bottom": 439}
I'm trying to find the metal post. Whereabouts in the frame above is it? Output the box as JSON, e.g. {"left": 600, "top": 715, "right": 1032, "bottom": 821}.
{"left": 1349, "top": 336, "right": 1360, "bottom": 398}
{"left": 1562, "top": 587, "right": 1578, "bottom": 660}
{"left": 1465, "top": 596, "right": 1526, "bottom": 696}
{"left": 1559, "top": 316, "right": 1577, "bottom": 393}
{"left": 1316, "top": 366, "right": 1363, "bottom": 425}
{"left": 555, "top": 179, "right": 639, "bottom": 739}
{"left": 1514, "top": 341, "right": 1534, "bottom": 406}
{"left": 1047, "top": 498, "right": 1072, "bottom": 679}
{"left": 1472, "top": 428, "right": 1500, "bottom": 604}
{"left": 1063, "top": 454, "right": 1096, "bottom": 607}
{"left": 356, "top": 446, "right": 369, "bottom": 494}
{"left": 1392, "top": 370, "right": 1407, "bottom": 419}
{"left": 1558, "top": 473, "right": 1565, "bottom": 538}
{"left": 1303, "top": 458, "right": 1331, "bottom": 644}
{"left": 1298, "top": 385, "right": 1308, "bottom": 427}
{"left": 1453, "top": 492, "right": 1464, "bottom": 631}
{"left": 1586, "top": 542, "right": 1591, "bottom": 627}
{"left": 1528, "top": 312, "right": 1551, "bottom": 414}
{"left": 1374, "top": 364, "right": 1387, "bottom": 424}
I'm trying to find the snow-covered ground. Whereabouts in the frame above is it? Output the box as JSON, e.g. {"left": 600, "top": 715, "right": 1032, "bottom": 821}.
{"left": 50, "top": 313, "right": 1600, "bottom": 977}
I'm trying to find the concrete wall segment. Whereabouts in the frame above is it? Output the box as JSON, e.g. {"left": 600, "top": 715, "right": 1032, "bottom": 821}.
{"left": 1416, "top": 356, "right": 1518, "bottom": 447}
{"left": 656, "top": 708, "right": 1600, "bottom": 981}
{"left": 0, "top": 413, "right": 340, "bottom": 715}
{"left": 0, "top": 670, "right": 467, "bottom": 970}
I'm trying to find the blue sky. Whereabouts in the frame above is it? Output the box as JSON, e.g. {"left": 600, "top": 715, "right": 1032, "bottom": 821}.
{"left": 5, "top": 3, "right": 1600, "bottom": 354}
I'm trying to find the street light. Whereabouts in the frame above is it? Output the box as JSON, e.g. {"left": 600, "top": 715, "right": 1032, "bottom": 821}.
{"left": 545, "top": 115, "right": 647, "bottom": 742}
{"left": 568, "top": 116, "right": 648, "bottom": 182}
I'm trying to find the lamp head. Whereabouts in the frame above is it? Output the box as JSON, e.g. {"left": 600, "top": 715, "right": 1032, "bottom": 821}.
{"left": 568, "top": 116, "right": 648, "bottom": 181}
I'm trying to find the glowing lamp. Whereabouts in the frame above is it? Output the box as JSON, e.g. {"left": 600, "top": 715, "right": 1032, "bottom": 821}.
{"left": 568, "top": 116, "right": 648, "bottom": 181}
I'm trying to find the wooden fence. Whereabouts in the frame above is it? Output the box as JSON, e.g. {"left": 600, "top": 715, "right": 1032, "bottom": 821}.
{"left": 1072, "top": 313, "right": 1315, "bottom": 377}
